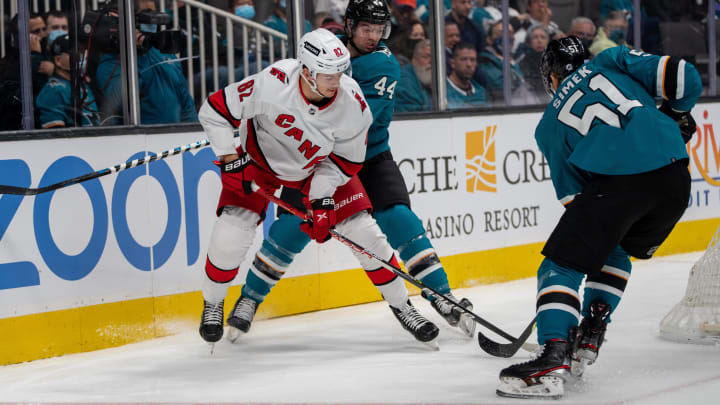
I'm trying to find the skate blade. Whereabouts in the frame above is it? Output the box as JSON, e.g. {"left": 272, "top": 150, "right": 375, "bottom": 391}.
{"left": 422, "top": 337, "right": 440, "bottom": 351}
{"left": 571, "top": 356, "right": 593, "bottom": 378}
{"left": 458, "top": 313, "right": 475, "bottom": 337}
{"left": 227, "top": 326, "right": 246, "bottom": 343}
{"left": 208, "top": 342, "right": 216, "bottom": 355}
{"left": 496, "top": 376, "right": 564, "bottom": 400}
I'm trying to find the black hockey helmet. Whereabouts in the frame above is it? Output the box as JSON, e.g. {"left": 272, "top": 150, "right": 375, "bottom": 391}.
{"left": 540, "top": 35, "right": 589, "bottom": 95}
{"left": 345, "top": 0, "right": 392, "bottom": 40}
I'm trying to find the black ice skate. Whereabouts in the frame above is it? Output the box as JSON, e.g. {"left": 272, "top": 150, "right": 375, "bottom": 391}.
{"left": 226, "top": 295, "right": 258, "bottom": 342}
{"left": 424, "top": 290, "right": 476, "bottom": 337}
{"left": 390, "top": 300, "right": 439, "bottom": 349}
{"left": 199, "top": 300, "right": 225, "bottom": 344}
{"left": 496, "top": 339, "right": 571, "bottom": 400}
{"left": 571, "top": 301, "right": 611, "bottom": 377}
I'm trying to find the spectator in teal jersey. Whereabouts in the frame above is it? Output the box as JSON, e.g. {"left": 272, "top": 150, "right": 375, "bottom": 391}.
{"left": 264, "top": 0, "right": 312, "bottom": 34}
{"left": 446, "top": 42, "right": 488, "bottom": 109}
{"left": 95, "top": 3, "right": 197, "bottom": 125}
{"left": 414, "top": 0, "right": 451, "bottom": 23}
{"left": 395, "top": 38, "right": 432, "bottom": 112}
{"left": 477, "top": 20, "right": 533, "bottom": 104}
{"left": 36, "top": 33, "right": 100, "bottom": 128}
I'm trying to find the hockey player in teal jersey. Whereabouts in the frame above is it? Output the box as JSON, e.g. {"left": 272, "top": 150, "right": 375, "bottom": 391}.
{"left": 224, "top": 0, "right": 476, "bottom": 343}
{"left": 496, "top": 37, "right": 701, "bottom": 400}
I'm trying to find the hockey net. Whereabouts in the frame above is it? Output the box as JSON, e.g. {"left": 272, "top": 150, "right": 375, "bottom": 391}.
{"left": 659, "top": 225, "right": 720, "bottom": 344}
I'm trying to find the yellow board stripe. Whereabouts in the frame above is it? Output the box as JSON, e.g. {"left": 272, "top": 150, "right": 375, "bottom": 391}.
{"left": 1, "top": 217, "right": 718, "bottom": 366}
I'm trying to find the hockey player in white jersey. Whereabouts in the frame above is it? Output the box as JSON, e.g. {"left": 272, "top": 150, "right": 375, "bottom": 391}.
{"left": 197, "top": 28, "right": 439, "bottom": 347}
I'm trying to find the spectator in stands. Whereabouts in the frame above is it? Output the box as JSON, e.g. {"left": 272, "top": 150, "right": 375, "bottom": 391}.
{"left": 388, "top": 18, "right": 426, "bottom": 66}
{"left": 601, "top": 0, "right": 633, "bottom": 20}
{"left": 388, "top": 0, "right": 417, "bottom": 44}
{"left": 478, "top": 20, "right": 536, "bottom": 105}
{"left": 36, "top": 33, "right": 100, "bottom": 128}
{"left": 589, "top": 10, "right": 628, "bottom": 57}
{"left": 446, "top": 42, "right": 488, "bottom": 109}
{"left": 0, "top": 13, "right": 53, "bottom": 130}
{"left": 568, "top": 16, "right": 597, "bottom": 52}
{"left": 472, "top": 0, "right": 526, "bottom": 52}
{"left": 314, "top": 12, "right": 345, "bottom": 36}
{"left": 525, "top": 0, "right": 560, "bottom": 38}
{"left": 45, "top": 10, "right": 69, "bottom": 52}
{"left": 264, "top": 0, "right": 312, "bottom": 35}
{"left": 444, "top": 21, "right": 460, "bottom": 73}
{"left": 395, "top": 38, "right": 432, "bottom": 112}
{"left": 446, "top": 0, "right": 485, "bottom": 57}
{"left": 95, "top": 2, "right": 197, "bottom": 125}
{"left": 515, "top": 24, "right": 550, "bottom": 103}
{"left": 313, "top": 0, "right": 348, "bottom": 24}
{"left": 415, "top": 0, "right": 451, "bottom": 23}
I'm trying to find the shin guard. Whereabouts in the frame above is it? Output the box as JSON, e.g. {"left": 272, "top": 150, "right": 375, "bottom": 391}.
{"left": 374, "top": 205, "right": 450, "bottom": 296}
{"left": 335, "top": 212, "right": 409, "bottom": 308}
{"left": 536, "top": 258, "right": 584, "bottom": 345}
{"left": 241, "top": 213, "right": 310, "bottom": 303}
{"left": 581, "top": 246, "right": 631, "bottom": 322}
{"left": 203, "top": 207, "right": 259, "bottom": 304}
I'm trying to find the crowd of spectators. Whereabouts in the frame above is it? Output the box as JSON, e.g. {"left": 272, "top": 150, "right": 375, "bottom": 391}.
{"left": 0, "top": 0, "right": 716, "bottom": 130}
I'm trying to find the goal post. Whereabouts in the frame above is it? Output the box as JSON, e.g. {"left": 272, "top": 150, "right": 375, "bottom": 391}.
{"left": 659, "top": 224, "right": 720, "bottom": 344}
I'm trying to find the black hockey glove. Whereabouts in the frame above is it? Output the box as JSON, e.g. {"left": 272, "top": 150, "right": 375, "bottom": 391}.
{"left": 214, "top": 153, "right": 253, "bottom": 195}
{"left": 659, "top": 100, "right": 697, "bottom": 143}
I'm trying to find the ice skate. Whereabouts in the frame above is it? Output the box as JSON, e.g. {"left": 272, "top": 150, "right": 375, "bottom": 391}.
{"left": 424, "top": 290, "right": 475, "bottom": 337}
{"left": 226, "top": 295, "right": 258, "bottom": 342}
{"left": 496, "top": 339, "right": 571, "bottom": 399}
{"left": 199, "top": 300, "right": 225, "bottom": 353}
{"left": 390, "top": 300, "right": 440, "bottom": 349}
{"left": 571, "top": 301, "right": 611, "bottom": 377}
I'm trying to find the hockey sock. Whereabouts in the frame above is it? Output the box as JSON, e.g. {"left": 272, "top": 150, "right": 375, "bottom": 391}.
{"left": 241, "top": 213, "right": 310, "bottom": 303}
{"left": 204, "top": 207, "right": 259, "bottom": 303}
{"left": 536, "top": 258, "right": 584, "bottom": 345}
{"left": 373, "top": 205, "right": 450, "bottom": 297}
{"left": 335, "top": 211, "right": 409, "bottom": 308}
{"left": 581, "top": 245, "right": 632, "bottom": 323}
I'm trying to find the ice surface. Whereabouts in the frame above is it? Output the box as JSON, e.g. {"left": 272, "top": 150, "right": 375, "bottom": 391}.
{"left": 1, "top": 252, "right": 718, "bottom": 404}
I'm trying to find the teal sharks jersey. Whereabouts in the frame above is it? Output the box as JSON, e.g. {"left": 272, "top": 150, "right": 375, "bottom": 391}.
{"left": 348, "top": 41, "right": 400, "bottom": 160}
{"left": 535, "top": 45, "right": 701, "bottom": 204}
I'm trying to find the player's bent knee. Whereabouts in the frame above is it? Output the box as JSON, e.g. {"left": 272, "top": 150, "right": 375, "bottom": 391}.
{"left": 207, "top": 206, "right": 259, "bottom": 269}
{"left": 373, "top": 204, "right": 425, "bottom": 248}
{"left": 335, "top": 211, "right": 393, "bottom": 267}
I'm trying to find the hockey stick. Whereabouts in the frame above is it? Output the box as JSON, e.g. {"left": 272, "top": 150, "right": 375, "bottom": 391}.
{"left": 0, "top": 138, "right": 213, "bottom": 196}
{"left": 477, "top": 317, "right": 537, "bottom": 358}
{"left": 252, "top": 183, "right": 535, "bottom": 356}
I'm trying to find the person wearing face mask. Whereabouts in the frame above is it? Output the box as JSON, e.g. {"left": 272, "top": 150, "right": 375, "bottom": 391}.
{"left": 387, "top": 17, "right": 425, "bottom": 66}
{"left": 0, "top": 12, "right": 53, "bottom": 130}
{"left": 568, "top": 16, "right": 597, "bottom": 56}
{"left": 45, "top": 10, "right": 70, "bottom": 52}
{"left": 36, "top": 33, "right": 100, "bottom": 128}
{"left": 395, "top": 38, "right": 432, "bottom": 112}
{"left": 95, "top": 1, "right": 197, "bottom": 124}
{"left": 589, "top": 10, "right": 629, "bottom": 57}
{"left": 477, "top": 20, "right": 527, "bottom": 105}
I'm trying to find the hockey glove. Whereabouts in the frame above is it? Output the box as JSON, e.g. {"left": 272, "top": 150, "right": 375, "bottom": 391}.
{"left": 300, "top": 197, "right": 336, "bottom": 243}
{"left": 215, "top": 153, "right": 253, "bottom": 195}
{"left": 659, "top": 100, "right": 697, "bottom": 143}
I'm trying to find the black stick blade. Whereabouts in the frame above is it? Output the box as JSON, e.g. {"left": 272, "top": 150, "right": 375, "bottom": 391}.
{"left": 477, "top": 317, "right": 536, "bottom": 358}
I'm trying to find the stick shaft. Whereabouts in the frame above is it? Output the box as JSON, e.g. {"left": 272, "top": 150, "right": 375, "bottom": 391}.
{"left": 0, "top": 139, "right": 211, "bottom": 196}
{"left": 254, "top": 185, "right": 522, "bottom": 343}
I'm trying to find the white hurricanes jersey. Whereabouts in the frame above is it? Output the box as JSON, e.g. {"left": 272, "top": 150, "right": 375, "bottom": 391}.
{"left": 198, "top": 59, "right": 372, "bottom": 199}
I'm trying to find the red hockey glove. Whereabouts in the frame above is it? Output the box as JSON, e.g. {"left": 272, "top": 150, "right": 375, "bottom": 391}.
{"left": 300, "top": 197, "right": 336, "bottom": 243}
{"left": 659, "top": 100, "right": 697, "bottom": 143}
{"left": 215, "top": 153, "right": 253, "bottom": 195}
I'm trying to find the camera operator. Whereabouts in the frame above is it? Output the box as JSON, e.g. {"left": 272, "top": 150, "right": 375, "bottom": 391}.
{"left": 91, "top": 0, "right": 197, "bottom": 125}
{"left": 36, "top": 33, "right": 100, "bottom": 128}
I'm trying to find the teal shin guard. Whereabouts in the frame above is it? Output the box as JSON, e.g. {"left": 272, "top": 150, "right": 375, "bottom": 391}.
{"left": 241, "top": 214, "right": 310, "bottom": 303}
{"left": 536, "top": 258, "right": 584, "bottom": 345}
{"left": 581, "top": 245, "right": 631, "bottom": 322}
{"left": 373, "top": 205, "right": 450, "bottom": 296}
